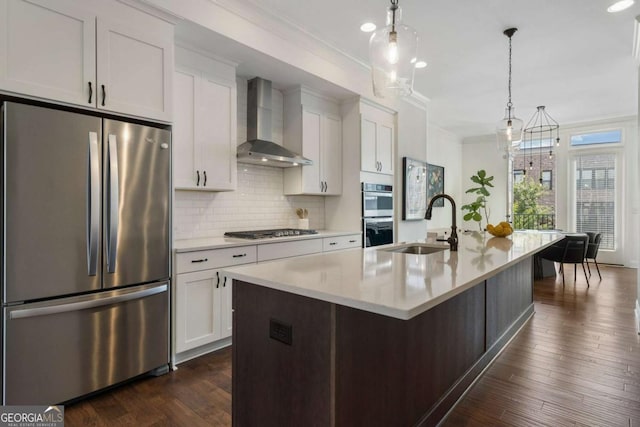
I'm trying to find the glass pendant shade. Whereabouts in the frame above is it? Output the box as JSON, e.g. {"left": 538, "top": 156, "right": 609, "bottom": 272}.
{"left": 496, "top": 106, "right": 523, "bottom": 156}
{"left": 369, "top": 4, "right": 418, "bottom": 98}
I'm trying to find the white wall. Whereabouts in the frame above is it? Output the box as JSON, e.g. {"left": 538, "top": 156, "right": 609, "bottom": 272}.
{"left": 461, "top": 136, "right": 509, "bottom": 232}
{"left": 395, "top": 99, "right": 428, "bottom": 242}
{"left": 426, "top": 125, "right": 464, "bottom": 232}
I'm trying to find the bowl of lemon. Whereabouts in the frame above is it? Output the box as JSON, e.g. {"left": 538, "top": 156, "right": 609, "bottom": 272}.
{"left": 486, "top": 221, "right": 513, "bottom": 237}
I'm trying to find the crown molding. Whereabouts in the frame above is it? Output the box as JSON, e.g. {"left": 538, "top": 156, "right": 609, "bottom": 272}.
{"left": 175, "top": 41, "right": 240, "bottom": 68}
{"left": 117, "top": 0, "right": 182, "bottom": 24}
{"left": 401, "top": 91, "right": 430, "bottom": 111}
{"left": 209, "top": 0, "right": 371, "bottom": 72}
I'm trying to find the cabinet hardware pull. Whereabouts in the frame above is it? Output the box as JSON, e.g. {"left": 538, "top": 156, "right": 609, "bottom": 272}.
{"left": 101, "top": 85, "right": 106, "bottom": 106}
{"left": 203, "top": 170, "right": 207, "bottom": 186}
{"left": 349, "top": 240, "right": 357, "bottom": 243}
{"left": 324, "top": 181, "right": 328, "bottom": 192}
{"left": 379, "top": 161, "right": 383, "bottom": 171}
{"left": 191, "top": 258, "right": 208, "bottom": 263}
{"left": 196, "top": 170, "right": 200, "bottom": 186}
{"left": 223, "top": 276, "right": 227, "bottom": 287}
{"left": 329, "top": 242, "right": 337, "bottom": 245}
{"left": 216, "top": 271, "right": 220, "bottom": 288}
{"left": 232, "top": 253, "right": 247, "bottom": 258}
{"left": 88, "top": 82, "right": 93, "bottom": 104}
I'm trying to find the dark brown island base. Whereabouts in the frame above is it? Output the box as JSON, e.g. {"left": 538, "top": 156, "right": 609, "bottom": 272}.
{"left": 230, "top": 243, "right": 547, "bottom": 426}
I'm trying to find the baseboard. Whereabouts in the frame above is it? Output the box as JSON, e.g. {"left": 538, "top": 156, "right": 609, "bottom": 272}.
{"left": 635, "top": 300, "right": 640, "bottom": 335}
{"left": 173, "top": 337, "right": 232, "bottom": 367}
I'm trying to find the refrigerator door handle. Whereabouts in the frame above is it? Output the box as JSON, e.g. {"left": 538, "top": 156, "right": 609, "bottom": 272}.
{"left": 9, "top": 284, "right": 168, "bottom": 320}
{"left": 87, "top": 132, "right": 100, "bottom": 276}
{"left": 107, "top": 134, "right": 120, "bottom": 273}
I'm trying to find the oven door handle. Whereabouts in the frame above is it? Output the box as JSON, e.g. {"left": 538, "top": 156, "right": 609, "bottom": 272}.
{"left": 363, "top": 191, "right": 393, "bottom": 198}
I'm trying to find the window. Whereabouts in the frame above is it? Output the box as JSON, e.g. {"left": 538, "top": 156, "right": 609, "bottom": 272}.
{"left": 575, "top": 167, "right": 615, "bottom": 190}
{"left": 541, "top": 170, "right": 552, "bottom": 190}
{"left": 573, "top": 153, "right": 616, "bottom": 250}
{"left": 513, "top": 169, "right": 525, "bottom": 184}
{"left": 570, "top": 130, "right": 622, "bottom": 147}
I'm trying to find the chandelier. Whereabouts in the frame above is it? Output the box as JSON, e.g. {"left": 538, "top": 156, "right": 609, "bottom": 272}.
{"left": 522, "top": 106, "right": 560, "bottom": 182}
{"left": 496, "top": 28, "right": 523, "bottom": 158}
{"left": 369, "top": 0, "right": 419, "bottom": 98}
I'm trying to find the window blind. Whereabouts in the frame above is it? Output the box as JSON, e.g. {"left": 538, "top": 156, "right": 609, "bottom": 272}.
{"left": 574, "top": 153, "right": 615, "bottom": 250}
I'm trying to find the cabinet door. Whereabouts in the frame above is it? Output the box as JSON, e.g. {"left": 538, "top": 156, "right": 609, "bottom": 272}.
{"left": 377, "top": 122, "right": 394, "bottom": 175}
{"left": 96, "top": 18, "right": 173, "bottom": 122}
{"left": 198, "top": 75, "right": 237, "bottom": 191}
{"left": 221, "top": 275, "right": 233, "bottom": 339}
{"left": 173, "top": 69, "right": 198, "bottom": 189}
{"left": 322, "top": 114, "right": 342, "bottom": 195}
{"left": 361, "top": 117, "right": 378, "bottom": 173}
{"left": 175, "top": 270, "right": 222, "bottom": 353}
{"left": 301, "top": 109, "right": 322, "bottom": 194}
{"left": 0, "top": 0, "right": 96, "bottom": 106}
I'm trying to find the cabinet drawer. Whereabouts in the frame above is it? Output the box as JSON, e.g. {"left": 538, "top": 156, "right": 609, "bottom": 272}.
{"left": 176, "top": 246, "right": 257, "bottom": 273}
{"left": 257, "top": 239, "right": 323, "bottom": 262}
{"left": 323, "top": 235, "right": 361, "bottom": 252}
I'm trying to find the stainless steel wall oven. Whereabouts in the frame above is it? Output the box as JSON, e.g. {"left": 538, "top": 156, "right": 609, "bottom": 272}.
{"left": 362, "top": 183, "right": 394, "bottom": 247}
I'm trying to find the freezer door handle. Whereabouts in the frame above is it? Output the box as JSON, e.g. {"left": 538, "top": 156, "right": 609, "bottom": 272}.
{"left": 87, "top": 132, "right": 100, "bottom": 276}
{"left": 107, "top": 134, "right": 120, "bottom": 273}
{"left": 9, "top": 284, "right": 168, "bottom": 320}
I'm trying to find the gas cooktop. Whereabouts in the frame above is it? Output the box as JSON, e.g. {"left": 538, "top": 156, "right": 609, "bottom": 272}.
{"left": 224, "top": 228, "right": 318, "bottom": 239}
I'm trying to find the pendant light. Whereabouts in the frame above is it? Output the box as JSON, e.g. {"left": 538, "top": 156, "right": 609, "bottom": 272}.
{"left": 496, "top": 28, "right": 523, "bottom": 157}
{"left": 369, "top": 0, "right": 418, "bottom": 98}
{"left": 523, "top": 105, "right": 559, "bottom": 183}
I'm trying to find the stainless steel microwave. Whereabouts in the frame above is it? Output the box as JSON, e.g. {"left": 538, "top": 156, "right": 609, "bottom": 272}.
{"left": 362, "top": 183, "right": 393, "bottom": 218}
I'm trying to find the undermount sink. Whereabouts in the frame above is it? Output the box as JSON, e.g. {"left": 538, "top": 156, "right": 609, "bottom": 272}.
{"left": 379, "top": 243, "right": 448, "bottom": 255}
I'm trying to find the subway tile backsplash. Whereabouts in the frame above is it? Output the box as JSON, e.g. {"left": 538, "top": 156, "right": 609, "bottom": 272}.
{"left": 174, "top": 164, "right": 325, "bottom": 239}
{"left": 174, "top": 76, "right": 325, "bottom": 240}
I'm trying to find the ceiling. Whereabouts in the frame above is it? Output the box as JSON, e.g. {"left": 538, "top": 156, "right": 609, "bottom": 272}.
{"left": 178, "top": 0, "right": 640, "bottom": 138}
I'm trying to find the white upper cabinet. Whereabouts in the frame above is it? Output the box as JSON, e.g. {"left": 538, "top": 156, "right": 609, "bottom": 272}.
{"left": 0, "top": 0, "right": 96, "bottom": 107}
{"left": 283, "top": 88, "right": 342, "bottom": 196}
{"left": 361, "top": 113, "right": 395, "bottom": 175}
{"left": 96, "top": 17, "right": 173, "bottom": 121}
{"left": 0, "top": 0, "right": 173, "bottom": 122}
{"left": 173, "top": 47, "right": 237, "bottom": 191}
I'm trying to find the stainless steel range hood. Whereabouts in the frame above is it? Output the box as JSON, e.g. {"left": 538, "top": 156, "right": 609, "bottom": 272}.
{"left": 237, "top": 77, "right": 312, "bottom": 167}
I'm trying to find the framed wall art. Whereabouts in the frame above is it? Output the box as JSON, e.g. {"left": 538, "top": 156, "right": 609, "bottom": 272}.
{"left": 427, "top": 163, "right": 445, "bottom": 207}
{"left": 402, "top": 157, "right": 428, "bottom": 220}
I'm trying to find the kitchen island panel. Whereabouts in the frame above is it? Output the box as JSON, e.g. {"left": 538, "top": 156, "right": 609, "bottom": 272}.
{"left": 335, "top": 283, "right": 485, "bottom": 426}
{"left": 486, "top": 258, "right": 533, "bottom": 348}
{"left": 232, "top": 281, "right": 333, "bottom": 426}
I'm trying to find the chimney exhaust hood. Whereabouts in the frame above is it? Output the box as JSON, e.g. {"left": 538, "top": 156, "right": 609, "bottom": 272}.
{"left": 237, "top": 77, "right": 312, "bottom": 168}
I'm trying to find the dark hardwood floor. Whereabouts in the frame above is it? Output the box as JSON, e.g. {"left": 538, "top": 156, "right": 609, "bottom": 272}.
{"left": 65, "top": 265, "right": 639, "bottom": 426}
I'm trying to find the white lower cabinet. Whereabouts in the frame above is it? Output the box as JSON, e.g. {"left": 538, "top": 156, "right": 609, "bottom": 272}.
{"left": 173, "top": 234, "right": 361, "bottom": 361}
{"left": 322, "top": 234, "right": 361, "bottom": 252}
{"left": 175, "top": 269, "right": 222, "bottom": 353}
{"left": 174, "top": 245, "right": 256, "bottom": 355}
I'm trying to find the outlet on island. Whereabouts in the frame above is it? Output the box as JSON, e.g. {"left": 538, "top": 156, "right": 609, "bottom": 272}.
{"left": 269, "top": 318, "right": 293, "bottom": 345}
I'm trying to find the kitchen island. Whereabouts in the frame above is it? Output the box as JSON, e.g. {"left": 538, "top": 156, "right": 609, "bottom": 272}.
{"left": 223, "top": 231, "right": 562, "bottom": 426}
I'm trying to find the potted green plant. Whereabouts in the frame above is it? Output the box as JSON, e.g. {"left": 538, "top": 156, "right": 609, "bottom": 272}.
{"left": 461, "top": 170, "right": 494, "bottom": 231}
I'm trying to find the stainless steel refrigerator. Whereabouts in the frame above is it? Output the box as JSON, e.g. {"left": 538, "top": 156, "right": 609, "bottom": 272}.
{"left": 1, "top": 101, "right": 171, "bottom": 404}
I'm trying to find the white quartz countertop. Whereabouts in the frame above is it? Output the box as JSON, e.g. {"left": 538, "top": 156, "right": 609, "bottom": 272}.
{"left": 223, "top": 231, "right": 564, "bottom": 320}
{"left": 174, "top": 230, "right": 361, "bottom": 252}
